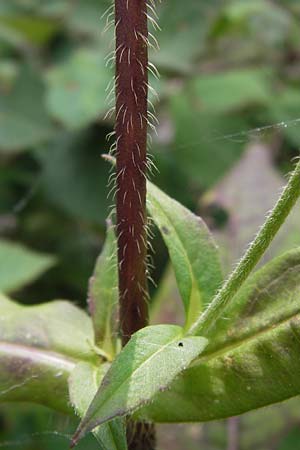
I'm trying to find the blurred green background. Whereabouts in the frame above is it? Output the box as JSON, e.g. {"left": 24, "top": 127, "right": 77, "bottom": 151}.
{"left": 1, "top": 0, "right": 300, "bottom": 448}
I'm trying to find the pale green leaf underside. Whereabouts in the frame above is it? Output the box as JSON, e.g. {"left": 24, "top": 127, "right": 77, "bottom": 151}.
{"left": 147, "top": 181, "right": 223, "bottom": 328}
{"left": 73, "top": 325, "right": 207, "bottom": 443}
{"left": 0, "top": 293, "right": 95, "bottom": 413}
{"left": 0, "top": 294, "right": 95, "bottom": 363}
{"left": 69, "top": 362, "right": 127, "bottom": 450}
{"left": 137, "top": 249, "right": 300, "bottom": 422}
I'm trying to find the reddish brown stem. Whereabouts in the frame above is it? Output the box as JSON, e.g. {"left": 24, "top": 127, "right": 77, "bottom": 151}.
{"left": 114, "top": 2, "right": 155, "bottom": 448}
{"left": 115, "top": 0, "right": 149, "bottom": 345}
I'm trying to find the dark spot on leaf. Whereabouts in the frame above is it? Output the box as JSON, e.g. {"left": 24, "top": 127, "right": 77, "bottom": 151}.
{"left": 162, "top": 226, "right": 169, "bottom": 235}
{"left": 178, "top": 342, "right": 183, "bottom": 347}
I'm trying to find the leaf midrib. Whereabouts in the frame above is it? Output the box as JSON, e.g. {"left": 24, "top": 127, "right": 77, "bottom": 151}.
{"left": 0, "top": 340, "right": 77, "bottom": 372}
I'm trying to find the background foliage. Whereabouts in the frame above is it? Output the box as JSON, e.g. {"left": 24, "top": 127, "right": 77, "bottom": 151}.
{"left": 1, "top": 0, "right": 300, "bottom": 448}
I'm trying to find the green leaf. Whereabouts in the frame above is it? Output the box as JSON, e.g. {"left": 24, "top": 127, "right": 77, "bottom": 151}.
{"left": 278, "top": 427, "right": 300, "bottom": 450}
{"left": 192, "top": 69, "right": 271, "bottom": 114}
{"left": 36, "top": 129, "right": 110, "bottom": 224}
{"left": 0, "top": 293, "right": 96, "bottom": 413}
{"left": 147, "top": 182, "right": 222, "bottom": 327}
{"left": 88, "top": 220, "right": 118, "bottom": 354}
{"left": 225, "top": 0, "right": 277, "bottom": 20}
{"left": 214, "top": 0, "right": 292, "bottom": 49}
{"left": 0, "top": 294, "right": 95, "bottom": 361}
{"left": 66, "top": 0, "right": 110, "bottom": 37}
{"left": 45, "top": 49, "right": 112, "bottom": 129}
{"left": 0, "top": 16, "right": 59, "bottom": 45}
{"left": 267, "top": 88, "right": 300, "bottom": 148}
{"left": 149, "top": 264, "right": 184, "bottom": 325}
{"left": 169, "top": 89, "right": 249, "bottom": 188}
{"left": 72, "top": 325, "right": 207, "bottom": 444}
{"left": 0, "top": 65, "right": 55, "bottom": 153}
{"left": 152, "top": 0, "right": 219, "bottom": 73}
{"left": 137, "top": 249, "right": 300, "bottom": 423}
{"left": 0, "top": 239, "right": 55, "bottom": 293}
{"left": 69, "top": 362, "right": 127, "bottom": 450}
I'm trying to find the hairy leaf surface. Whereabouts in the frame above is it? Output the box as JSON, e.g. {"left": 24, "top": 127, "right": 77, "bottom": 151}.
{"left": 72, "top": 325, "right": 207, "bottom": 443}
{"left": 147, "top": 181, "right": 222, "bottom": 327}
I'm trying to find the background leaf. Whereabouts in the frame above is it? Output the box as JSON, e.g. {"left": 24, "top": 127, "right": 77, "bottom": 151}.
{"left": 152, "top": 0, "right": 220, "bottom": 73}
{"left": 192, "top": 68, "right": 271, "bottom": 114}
{"left": 36, "top": 129, "right": 110, "bottom": 224}
{"left": 167, "top": 90, "right": 249, "bottom": 189}
{"left": 0, "top": 239, "right": 55, "bottom": 293}
{"left": 45, "top": 49, "right": 111, "bottom": 129}
{"left": 0, "top": 65, "right": 55, "bottom": 153}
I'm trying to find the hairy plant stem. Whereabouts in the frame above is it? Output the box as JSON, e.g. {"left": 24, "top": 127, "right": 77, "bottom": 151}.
{"left": 115, "top": 0, "right": 149, "bottom": 345}
{"left": 190, "top": 159, "right": 300, "bottom": 337}
{"left": 114, "top": 1, "right": 155, "bottom": 448}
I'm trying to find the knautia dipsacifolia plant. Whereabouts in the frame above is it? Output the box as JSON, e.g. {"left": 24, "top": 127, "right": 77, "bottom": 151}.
{"left": 2, "top": 1, "right": 300, "bottom": 450}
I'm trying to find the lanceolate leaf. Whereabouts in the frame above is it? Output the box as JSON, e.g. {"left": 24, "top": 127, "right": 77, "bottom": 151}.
{"left": 69, "top": 362, "right": 127, "bottom": 450}
{"left": 102, "top": 158, "right": 223, "bottom": 327}
{"left": 72, "top": 325, "right": 207, "bottom": 444}
{"left": 137, "top": 249, "right": 300, "bottom": 423}
{"left": 0, "top": 239, "right": 56, "bottom": 293}
{"left": 0, "top": 293, "right": 97, "bottom": 413}
{"left": 147, "top": 181, "right": 223, "bottom": 328}
{"left": 0, "top": 65, "right": 55, "bottom": 152}
{"left": 88, "top": 220, "right": 118, "bottom": 354}
{"left": 45, "top": 49, "right": 111, "bottom": 129}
